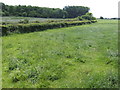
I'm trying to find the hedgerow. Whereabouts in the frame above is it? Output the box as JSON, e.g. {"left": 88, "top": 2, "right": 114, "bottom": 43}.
{"left": 1, "top": 20, "right": 97, "bottom": 36}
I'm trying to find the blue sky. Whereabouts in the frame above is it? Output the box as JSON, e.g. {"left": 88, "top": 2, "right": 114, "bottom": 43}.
{"left": 1, "top": 0, "right": 119, "bottom": 18}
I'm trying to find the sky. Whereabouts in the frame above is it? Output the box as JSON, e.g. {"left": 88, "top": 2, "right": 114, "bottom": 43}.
{"left": 1, "top": 0, "right": 119, "bottom": 18}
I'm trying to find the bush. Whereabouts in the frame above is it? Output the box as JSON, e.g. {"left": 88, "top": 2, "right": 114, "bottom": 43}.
{"left": 100, "top": 16, "right": 104, "bottom": 19}
{"left": 81, "top": 13, "right": 96, "bottom": 20}
{"left": 1, "top": 20, "right": 97, "bottom": 36}
{"left": 91, "top": 17, "right": 96, "bottom": 20}
{"left": 2, "top": 22, "right": 9, "bottom": 25}
{"left": 77, "top": 16, "right": 83, "bottom": 21}
{"left": 18, "top": 19, "right": 29, "bottom": 24}
{"left": 1, "top": 25, "right": 8, "bottom": 36}
{"left": 82, "top": 15, "right": 91, "bottom": 20}
{"left": 32, "top": 21, "right": 40, "bottom": 23}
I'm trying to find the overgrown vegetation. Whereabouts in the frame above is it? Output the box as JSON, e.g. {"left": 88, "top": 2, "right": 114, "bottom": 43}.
{"left": 1, "top": 19, "right": 97, "bottom": 36}
{"left": 76, "top": 13, "right": 96, "bottom": 21}
{"left": 2, "top": 19, "right": 118, "bottom": 88}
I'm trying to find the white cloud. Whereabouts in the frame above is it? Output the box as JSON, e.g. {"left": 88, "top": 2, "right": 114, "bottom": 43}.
{"left": 1, "top": 0, "right": 119, "bottom": 18}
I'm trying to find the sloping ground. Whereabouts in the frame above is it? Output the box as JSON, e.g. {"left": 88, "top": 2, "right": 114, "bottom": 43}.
{"left": 2, "top": 19, "right": 118, "bottom": 88}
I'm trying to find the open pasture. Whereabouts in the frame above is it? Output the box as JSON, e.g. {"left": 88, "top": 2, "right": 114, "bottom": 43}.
{"left": 1, "top": 16, "right": 66, "bottom": 24}
{"left": 2, "top": 19, "right": 118, "bottom": 88}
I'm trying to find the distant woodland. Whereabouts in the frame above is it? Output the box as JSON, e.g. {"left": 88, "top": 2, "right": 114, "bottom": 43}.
{"left": 0, "top": 3, "right": 90, "bottom": 18}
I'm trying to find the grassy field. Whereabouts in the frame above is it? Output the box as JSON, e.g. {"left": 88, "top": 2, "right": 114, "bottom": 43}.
{"left": 1, "top": 16, "right": 66, "bottom": 24}
{"left": 2, "top": 19, "right": 118, "bottom": 88}
{"left": 0, "top": 37, "right": 2, "bottom": 89}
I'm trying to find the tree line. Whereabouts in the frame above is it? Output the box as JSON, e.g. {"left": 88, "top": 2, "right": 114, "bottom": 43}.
{"left": 0, "top": 3, "right": 90, "bottom": 18}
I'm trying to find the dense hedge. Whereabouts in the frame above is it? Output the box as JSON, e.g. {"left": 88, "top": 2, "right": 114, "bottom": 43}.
{"left": 1, "top": 20, "right": 97, "bottom": 36}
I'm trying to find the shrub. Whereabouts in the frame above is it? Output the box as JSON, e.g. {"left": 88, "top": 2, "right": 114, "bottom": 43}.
{"left": 32, "top": 21, "right": 40, "bottom": 23}
{"left": 91, "top": 17, "right": 96, "bottom": 20}
{"left": 82, "top": 15, "right": 90, "bottom": 20}
{"left": 100, "top": 16, "right": 104, "bottom": 19}
{"left": 76, "top": 16, "right": 83, "bottom": 21}
{"left": 18, "top": 19, "right": 29, "bottom": 24}
{"left": 1, "top": 25, "right": 8, "bottom": 36}
{"left": 81, "top": 13, "right": 96, "bottom": 20}
{"left": 1, "top": 20, "right": 97, "bottom": 36}
{"left": 2, "top": 22, "right": 9, "bottom": 25}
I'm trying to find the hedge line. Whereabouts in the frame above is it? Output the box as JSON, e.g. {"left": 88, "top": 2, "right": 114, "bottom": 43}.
{"left": 1, "top": 20, "right": 97, "bottom": 36}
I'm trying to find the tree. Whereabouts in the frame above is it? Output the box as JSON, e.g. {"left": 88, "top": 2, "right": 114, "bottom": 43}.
{"left": 63, "top": 6, "right": 90, "bottom": 18}
{"left": 100, "top": 16, "right": 104, "bottom": 19}
{"left": 22, "top": 12, "right": 27, "bottom": 17}
{"left": 1, "top": 3, "right": 92, "bottom": 19}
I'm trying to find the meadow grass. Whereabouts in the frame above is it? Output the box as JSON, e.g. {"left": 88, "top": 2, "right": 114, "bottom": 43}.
{"left": 0, "top": 37, "right": 2, "bottom": 89}
{"left": 1, "top": 16, "right": 66, "bottom": 24}
{"left": 2, "top": 19, "right": 118, "bottom": 88}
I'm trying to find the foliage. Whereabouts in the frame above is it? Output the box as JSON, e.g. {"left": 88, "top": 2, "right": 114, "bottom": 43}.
{"left": 100, "top": 16, "right": 104, "bottom": 19}
{"left": 1, "top": 20, "right": 97, "bottom": 36}
{"left": 63, "top": 6, "right": 89, "bottom": 18}
{"left": 18, "top": 19, "right": 29, "bottom": 24}
{"left": 1, "top": 2, "right": 90, "bottom": 18}
{"left": 75, "top": 13, "right": 96, "bottom": 21}
{"left": 76, "top": 16, "right": 83, "bottom": 21}
{"left": 81, "top": 13, "right": 96, "bottom": 20}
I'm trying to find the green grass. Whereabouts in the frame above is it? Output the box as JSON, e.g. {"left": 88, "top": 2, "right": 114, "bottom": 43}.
{"left": 1, "top": 16, "right": 66, "bottom": 24}
{"left": 2, "top": 19, "right": 118, "bottom": 88}
{"left": 0, "top": 37, "right": 2, "bottom": 89}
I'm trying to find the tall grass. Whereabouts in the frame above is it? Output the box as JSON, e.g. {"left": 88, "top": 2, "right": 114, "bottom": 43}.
{"left": 2, "top": 19, "right": 118, "bottom": 88}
